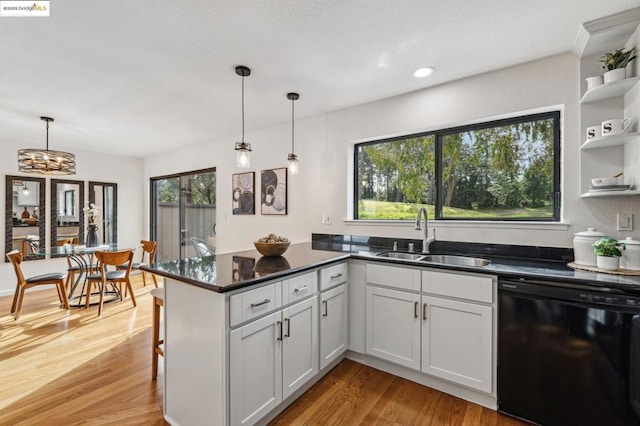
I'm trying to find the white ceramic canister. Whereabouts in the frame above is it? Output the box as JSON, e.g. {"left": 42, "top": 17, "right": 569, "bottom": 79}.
{"left": 620, "top": 237, "right": 640, "bottom": 270}
{"left": 573, "top": 228, "right": 608, "bottom": 266}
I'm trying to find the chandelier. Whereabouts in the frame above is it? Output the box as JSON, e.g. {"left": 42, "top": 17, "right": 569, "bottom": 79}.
{"left": 18, "top": 116, "right": 76, "bottom": 175}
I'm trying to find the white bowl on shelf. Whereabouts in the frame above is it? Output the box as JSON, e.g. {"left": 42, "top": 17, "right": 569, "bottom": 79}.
{"left": 591, "top": 177, "right": 619, "bottom": 187}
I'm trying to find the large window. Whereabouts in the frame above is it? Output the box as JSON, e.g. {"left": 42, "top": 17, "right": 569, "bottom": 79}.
{"left": 355, "top": 111, "right": 560, "bottom": 221}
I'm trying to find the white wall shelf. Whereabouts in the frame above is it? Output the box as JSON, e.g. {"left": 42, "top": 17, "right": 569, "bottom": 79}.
{"left": 580, "top": 77, "right": 640, "bottom": 104}
{"left": 580, "top": 189, "right": 640, "bottom": 198}
{"left": 580, "top": 132, "right": 640, "bottom": 150}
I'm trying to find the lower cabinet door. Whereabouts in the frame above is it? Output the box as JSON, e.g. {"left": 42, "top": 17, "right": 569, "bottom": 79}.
{"left": 230, "top": 312, "right": 283, "bottom": 426}
{"left": 421, "top": 295, "right": 492, "bottom": 392}
{"left": 366, "top": 286, "right": 421, "bottom": 370}
{"left": 320, "top": 284, "right": 348, "bottom": 369}
{"left": 282, "top": 296, "right": 319, "bottom": 399}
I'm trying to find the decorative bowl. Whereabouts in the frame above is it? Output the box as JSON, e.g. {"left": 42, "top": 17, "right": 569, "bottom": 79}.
{"left": 591, "top": 177, "right": 619, "bottom": 187}
{"left": 24, "top": 218, "right": 38, "bottom": 225}
{"left": 254, "top": 241, "right": 290, "bottom": 257}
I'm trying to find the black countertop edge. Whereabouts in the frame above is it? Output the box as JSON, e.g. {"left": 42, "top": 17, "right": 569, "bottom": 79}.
{"left": 141, "top": 250, "right": 350, "bottom": 293}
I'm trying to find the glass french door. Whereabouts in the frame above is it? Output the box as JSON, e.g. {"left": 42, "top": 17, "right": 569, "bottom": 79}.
{"left": 151, "top": 168, "right": 216, "bottom": 262}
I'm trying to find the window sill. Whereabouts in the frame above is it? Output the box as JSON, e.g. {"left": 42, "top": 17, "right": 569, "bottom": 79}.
{"left": 344, "top": 219, "right": 570, "bottom": 231}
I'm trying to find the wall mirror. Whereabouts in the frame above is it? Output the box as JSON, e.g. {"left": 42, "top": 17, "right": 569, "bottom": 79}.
{"left": 50, "top": 179, "right": 84, "bottom": 253}
{"left": 88, "top": 181, "right": 117, "bottom": 245}
{"left": 5, "top": 175, "right": 46, "bottom": 261}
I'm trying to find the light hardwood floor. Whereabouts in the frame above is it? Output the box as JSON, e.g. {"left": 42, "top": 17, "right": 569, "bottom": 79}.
{"left": 0, "top": 275, "right": 525, "bottom": 425}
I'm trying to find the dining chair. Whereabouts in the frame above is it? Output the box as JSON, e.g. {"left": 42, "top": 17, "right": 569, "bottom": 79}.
{"left": 151, "top": 287, "right": 164, "bottom": 379}
{"left": 190, "top": 237, "right": 215, "bottom": 257}
{"left": 56, "top": 237, "right": 74, "bottom": 247}
{"left": 86, "top": 249, "right": 136, "bottom": 316}
{"left": 6, "top": 250, "right": 69, "bottom": 320}
{"left": 117, "top": 240, "right": 158, "bottom": 288}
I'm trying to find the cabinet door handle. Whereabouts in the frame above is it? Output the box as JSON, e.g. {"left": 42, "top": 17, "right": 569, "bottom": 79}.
{"left": 276, "top": 320, "right": 283, "bottom": 341}
{"left": 294, "top": 285, "right": 308, "bottom": 293}
{"left": 284, "top": 317, "right": 291, "bottom": 338}
{"left": 331, "top": 273, "right": 343, "bottom": 279}
{"left": 322, "top": 300, "right": 328, "bottom": 317}
{"left": 250, "top": 299, "right": 270, "bottom": 308}
{"left": 423, "top": 303, "right": 428, "bottom": 321}
{"left": 414, "top": 301, "right": 418, "bottom": 318}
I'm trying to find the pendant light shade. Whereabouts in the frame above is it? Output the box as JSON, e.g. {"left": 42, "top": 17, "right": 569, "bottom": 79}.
{"left": 234, "top": 66, "right": 252, "bottom": 168}
{"left": 287, "top": 92, "right": 299, "bottom": 175}
{"left": 18, "top": 116, "right": 76, "bottom": 175}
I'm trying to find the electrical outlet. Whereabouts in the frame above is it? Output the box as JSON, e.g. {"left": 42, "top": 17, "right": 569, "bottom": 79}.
{"left": 322, "top": 212, "right": 332, "bottom": 225}
{"left": 617, "top": 213, "right": 633, "bottom": 231}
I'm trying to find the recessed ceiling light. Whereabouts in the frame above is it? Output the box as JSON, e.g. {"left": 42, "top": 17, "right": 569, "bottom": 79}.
{"left": 413, "top": 67, "right": 434, "bottom": 78}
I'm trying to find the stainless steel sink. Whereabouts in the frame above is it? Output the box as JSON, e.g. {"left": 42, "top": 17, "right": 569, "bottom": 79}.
{"left": 376, "top": 251, "right": 426, "bottom": 261}
{"left": 420, "top": 254, "right": 491, "bottom": 267}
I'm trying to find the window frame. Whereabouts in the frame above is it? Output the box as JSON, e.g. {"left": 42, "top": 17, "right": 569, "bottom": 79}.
{"left": 353, "top": 110, "right": 561, "bottom": 222}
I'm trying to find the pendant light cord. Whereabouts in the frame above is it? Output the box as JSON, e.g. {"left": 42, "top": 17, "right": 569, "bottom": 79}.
{"left": 291, "top": 98, "right": 295, "bottom": 154}
{"left": 45, "top": 119, "right": 49, "bottom": 152}
{"left": 241, "top": 75, "right": 245, "bottom": 143}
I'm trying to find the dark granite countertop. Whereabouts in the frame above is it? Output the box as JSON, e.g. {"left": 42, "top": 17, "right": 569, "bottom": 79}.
{"left": 142, "top": 242, "right": 350, "bottom": 293}
{"left": 143, "top": 235, "right": 640, "bottom": 294}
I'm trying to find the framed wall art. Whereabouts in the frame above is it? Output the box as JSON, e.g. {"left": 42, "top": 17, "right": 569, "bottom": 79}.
{"left": 232, "top": 172, "right": 255, "bottom": 215}
{"left": 232, "top": 256, "right": 255, "bottom": 282}
{"left": 261, "top": 168, "right": 287, "bottom": 215}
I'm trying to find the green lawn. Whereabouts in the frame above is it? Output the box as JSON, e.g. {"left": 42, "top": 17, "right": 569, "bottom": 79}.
{"left": 357, "top": 200, "right": 553, "bottom": 220}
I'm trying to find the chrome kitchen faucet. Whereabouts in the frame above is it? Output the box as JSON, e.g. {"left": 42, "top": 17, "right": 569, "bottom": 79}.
{"left": 415, "top": 207, "right": 435, "bottom": 253}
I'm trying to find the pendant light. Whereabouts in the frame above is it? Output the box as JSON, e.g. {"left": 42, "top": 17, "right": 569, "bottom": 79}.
{"left": 286, "top": 92, "right": 300, "bottom": 175}
{"left": 18, "top": 116, "right": 76, "bottom": 175}
{"left": 234, "top": 66, "right": 252, "bottom": 168}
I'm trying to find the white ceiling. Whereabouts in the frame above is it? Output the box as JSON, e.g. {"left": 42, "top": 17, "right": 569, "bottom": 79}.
{"left": 2, "top": 0, "right": 640, "bottom": 158}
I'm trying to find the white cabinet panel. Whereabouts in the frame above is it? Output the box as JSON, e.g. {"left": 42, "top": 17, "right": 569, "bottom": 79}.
{"left": 366, "top": 286, "right": 421, "bottom": 370}
{"left": 348, "top": 261, "right": 366, "bottom": 354}
{"left": 422, "top": 270, "right": 493, "bottom": 303}
{"left": 282, "top": 296, "right": 319, "bottom": 399}
{"left": 320, "top": 284, "right": 347, "bottom": 369}
{"left": 421, "top": 296, "right": 492, "bottom": 393}
{"left": 230, "top": 312, "right": 282, "bottom": 425}
{"left": 319, "top": 262, "right": 348, "bottom": 291}
{"left": 366, "top": 263, "right": 421, "bottom": 291}
{"left": 282, "top": 272, "right": 317, "bottom": 305}
{"left": 229, "top": 282, "right": 282, "bottom": 327}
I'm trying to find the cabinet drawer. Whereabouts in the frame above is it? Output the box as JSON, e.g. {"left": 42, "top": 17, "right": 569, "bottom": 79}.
{"left": 422, "top": 270, "right": 493, "bottom": 303}
{"left": 282, "top": 272, "right": 317, "bottom": 305}
{"left": 230, "top": 282, "right": 282, "bottom": 327}
{"left": 366, "top": 263, "right": 421, "bottom": 292}
{"left": 319, "top": 262, "right": 348, "bottom": 291}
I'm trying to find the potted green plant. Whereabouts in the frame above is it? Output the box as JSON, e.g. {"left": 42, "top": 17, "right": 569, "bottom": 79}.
{"left": 593, "top": 237, "right": 625, "bottom": 270}
{"left": 601, "top": 47, "right": 636, "bottom": 84}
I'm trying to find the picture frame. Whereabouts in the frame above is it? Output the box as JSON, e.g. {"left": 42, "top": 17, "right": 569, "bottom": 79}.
{"left": 232, "top": 172, "right": 255, "bottom": 215}
{"left": 260, "top": 168, "right": 287, "bottom": 215}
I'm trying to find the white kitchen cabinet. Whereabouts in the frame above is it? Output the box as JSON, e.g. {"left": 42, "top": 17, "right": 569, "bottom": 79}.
{"left": 421, "top": 295, "right": 492, "bottom": 393}
{"left": 282, "top": 296, "right": 319, "bottom": 399}
{"left": 366, "top": 285, "right": 421, "bottom": 370}
{"left": 230, "top": 312, "right": 282, "bottom": 426}
{"left": 320, "top": 284, "right": 347, "bottom": 369}
{"left": 230, "top": 296, "right": 318, "bottom": 426}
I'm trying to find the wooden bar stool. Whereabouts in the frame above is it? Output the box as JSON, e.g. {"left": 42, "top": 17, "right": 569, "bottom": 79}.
{"left": 151, "top": 287, "right": 164, "bottom": 379}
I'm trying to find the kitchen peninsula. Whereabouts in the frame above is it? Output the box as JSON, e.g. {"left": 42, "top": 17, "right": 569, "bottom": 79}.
{"left": 145, "top": 237, "right": 640, "bottom": 426}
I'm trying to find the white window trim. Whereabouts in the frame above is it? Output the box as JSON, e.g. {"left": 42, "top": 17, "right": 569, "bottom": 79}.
{"left": 343, "top": 219, "right": 570, "bottom": 231}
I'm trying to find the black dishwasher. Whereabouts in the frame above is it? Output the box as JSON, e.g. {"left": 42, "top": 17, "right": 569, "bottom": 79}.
{"left": 498, "top": 279, "right": 640, "bottom": 426}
